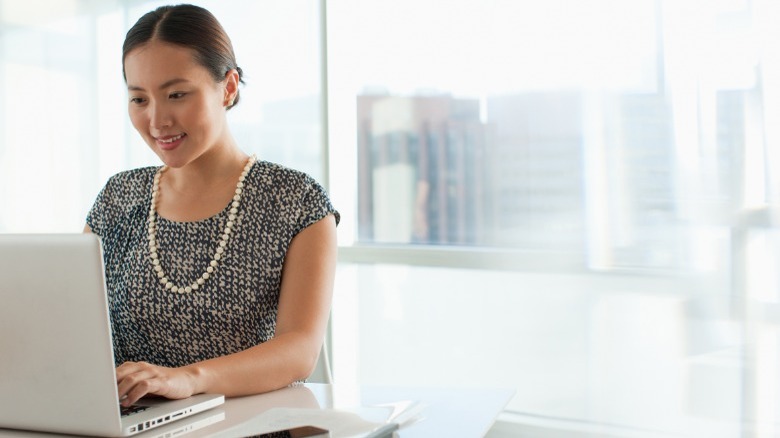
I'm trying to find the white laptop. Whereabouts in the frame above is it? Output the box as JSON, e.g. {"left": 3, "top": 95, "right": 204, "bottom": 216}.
{"left": 0, "top": 233, "right": 224, "bottom": 437}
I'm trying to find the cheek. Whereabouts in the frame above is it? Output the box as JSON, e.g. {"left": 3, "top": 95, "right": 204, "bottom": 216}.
{"left": 128, "top": 109, "right": 147, "bottom": 133}
{"left": 190, "top": 98, "right": 223, "bottom": 132}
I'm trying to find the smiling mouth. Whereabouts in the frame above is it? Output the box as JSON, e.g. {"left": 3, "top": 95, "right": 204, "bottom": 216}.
{"left": 157, "top": 133, "right": 186, "bottom": 144}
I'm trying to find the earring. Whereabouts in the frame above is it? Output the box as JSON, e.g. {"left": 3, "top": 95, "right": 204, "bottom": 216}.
{"left": 227, "top": 99, "right": 234, "bottom": 107}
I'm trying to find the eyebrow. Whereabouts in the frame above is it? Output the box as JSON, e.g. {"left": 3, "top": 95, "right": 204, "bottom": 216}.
{"left": 127, "top": 78, "right": 190, "bottom": 92}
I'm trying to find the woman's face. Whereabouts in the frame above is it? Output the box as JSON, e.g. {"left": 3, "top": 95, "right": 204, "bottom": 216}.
{"left": 124, "top": 40, "right": 235, "bottom": 168}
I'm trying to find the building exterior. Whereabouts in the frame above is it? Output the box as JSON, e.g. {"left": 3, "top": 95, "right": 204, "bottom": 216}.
{"left": 356, "top": 89, "right": 746, "bottom": 272}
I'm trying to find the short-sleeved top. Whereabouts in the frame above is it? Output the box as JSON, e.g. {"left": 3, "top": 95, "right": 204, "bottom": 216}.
{"left": 86, "top": 160, "right": 339, "bottom": 368}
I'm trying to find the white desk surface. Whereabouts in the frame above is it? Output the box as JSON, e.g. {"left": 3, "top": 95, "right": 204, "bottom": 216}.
{"left": 0, "top": 383, "right": 514, "bottom": 438}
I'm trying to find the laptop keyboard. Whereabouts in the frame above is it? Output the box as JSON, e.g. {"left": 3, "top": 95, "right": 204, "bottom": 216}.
{"left": 120, "top": 404, "right": 150, "bottom": 417}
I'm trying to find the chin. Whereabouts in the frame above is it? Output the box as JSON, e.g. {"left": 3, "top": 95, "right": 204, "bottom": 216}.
{"left": 150, "top": 149, "right": 185, "bottom": 168}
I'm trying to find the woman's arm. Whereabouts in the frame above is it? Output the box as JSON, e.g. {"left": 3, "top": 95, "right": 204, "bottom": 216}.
{"left": 116, "top": 214, "right": 338, "bottom": 406}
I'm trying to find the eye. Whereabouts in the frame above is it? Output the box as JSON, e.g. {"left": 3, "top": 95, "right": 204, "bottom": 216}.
{"left": 169, "top": 92, "right": 187, "bottom": 100}
{"left": 129, "top": 96, "right": 146, "bottom": 105}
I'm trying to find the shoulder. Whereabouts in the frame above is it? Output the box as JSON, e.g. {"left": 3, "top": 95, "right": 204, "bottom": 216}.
{"left": 251, "top": 160, "right": 317, "bottom": 186}
{"left": 106, "top": 166, "right": 158, "bottom": 186}
{"left": 249, "top": 161, "right": 327, "bottom": 200}
{"left": 248, "top": 160, "right": 340, "bottom": 227}
{"left": 98, "top": 166, "right": 158, "bottom": 205}
{"left": 87, "top": 166, "right": 159, "bottom": 236}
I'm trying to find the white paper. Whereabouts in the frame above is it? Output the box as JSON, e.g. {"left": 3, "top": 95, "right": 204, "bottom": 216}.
{"left": 211, "top": 407, "right": 396, "bottom": 438}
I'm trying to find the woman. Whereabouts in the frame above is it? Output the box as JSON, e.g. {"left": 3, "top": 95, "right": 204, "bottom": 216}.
{"left": 85, "top": 4, "right": 338, "bottom": 407}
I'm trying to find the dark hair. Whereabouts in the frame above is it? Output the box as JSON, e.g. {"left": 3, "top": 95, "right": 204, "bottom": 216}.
{"left": 122, "top": 4, "right": 244, "bottom": 109}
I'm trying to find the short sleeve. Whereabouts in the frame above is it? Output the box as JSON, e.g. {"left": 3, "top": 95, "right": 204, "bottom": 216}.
{"left": 86, "top": 168, "right": 155, "bottom": 238}
{"left": 293, "top": 175, "right": 340, "bottom": 237}
{"left": 86, "top": 176, "right": 117, "bottom": 237}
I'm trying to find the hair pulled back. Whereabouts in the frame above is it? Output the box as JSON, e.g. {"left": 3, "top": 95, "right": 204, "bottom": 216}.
{"left": 122, "top": 4, "right": 244, "bottom": 109}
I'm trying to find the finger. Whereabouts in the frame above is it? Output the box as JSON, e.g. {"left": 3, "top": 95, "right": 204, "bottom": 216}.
{"left": 122, "top": 377, "right": 163, "bottom": 407}
{"left": 116, "top": 361, "right": 146, "bottom": 381}
{"left": 117, "top": 368, "right": 159, "bottom": 405}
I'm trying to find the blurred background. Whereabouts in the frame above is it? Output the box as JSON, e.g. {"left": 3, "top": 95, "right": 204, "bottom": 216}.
{"left": 2, "top": 0, "right": 780, "bottom": 436}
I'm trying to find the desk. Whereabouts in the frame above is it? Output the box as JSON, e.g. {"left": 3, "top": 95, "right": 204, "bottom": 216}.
{"left": 0, "top": 384, "right": 514, "bottom": 438}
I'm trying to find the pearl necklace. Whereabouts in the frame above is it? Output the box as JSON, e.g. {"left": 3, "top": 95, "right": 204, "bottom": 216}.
{"left": 147, "top": 155, "right": 257, "bottom": 293}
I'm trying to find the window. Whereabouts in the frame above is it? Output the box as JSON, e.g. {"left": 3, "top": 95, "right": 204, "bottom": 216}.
{"left": 329, "top": 0, "right": 764, "bottom": 273}
{"left": 328, "top": 0, "right": 780, "bottom": 435}
{"left": 0, "top": 3, "right": 99, "bottom": 232}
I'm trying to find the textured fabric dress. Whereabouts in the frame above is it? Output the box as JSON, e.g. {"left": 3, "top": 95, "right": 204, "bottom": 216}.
{"left": 86, "top": 160, "right": 339, "bottom": 367}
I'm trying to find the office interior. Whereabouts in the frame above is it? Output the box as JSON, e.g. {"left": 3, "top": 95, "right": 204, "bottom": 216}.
{"left": 1, "top": 0, "right": 780, "bottom": 436}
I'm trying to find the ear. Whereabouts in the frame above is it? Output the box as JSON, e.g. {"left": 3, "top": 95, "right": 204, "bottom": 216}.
{"left": 223, "top": 69, "right": 240, "bottom": 107}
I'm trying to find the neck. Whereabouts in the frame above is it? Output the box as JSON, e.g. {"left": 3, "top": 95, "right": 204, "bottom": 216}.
{"left": 164, "top": 143, "right": 249, "bottom": 193}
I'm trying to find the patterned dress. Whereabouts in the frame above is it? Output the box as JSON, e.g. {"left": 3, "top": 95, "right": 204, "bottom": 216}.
{"left": 86, "top": 160, "right": 339, "bottom": 367}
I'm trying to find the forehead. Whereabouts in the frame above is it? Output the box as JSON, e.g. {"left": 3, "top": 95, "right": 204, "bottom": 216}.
{"left": 124, "top": 40, "right": 212, "bottom": 88}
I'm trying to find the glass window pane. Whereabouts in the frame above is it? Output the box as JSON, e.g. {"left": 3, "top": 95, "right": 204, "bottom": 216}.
{"left": 328, "top": 0, "right": 764, "bottom": 274}
{"left": 0, "top": 3, "right": 98, "bottom": 232}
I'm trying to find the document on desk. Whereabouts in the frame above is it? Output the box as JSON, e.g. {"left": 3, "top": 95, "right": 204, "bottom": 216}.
{"left": 209, "top": 407, "right": 401, "bottom": 438}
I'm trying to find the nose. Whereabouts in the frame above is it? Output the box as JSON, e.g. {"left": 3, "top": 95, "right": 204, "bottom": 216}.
{"left": 149, "top": 101, "right": 172, "bottom": 130}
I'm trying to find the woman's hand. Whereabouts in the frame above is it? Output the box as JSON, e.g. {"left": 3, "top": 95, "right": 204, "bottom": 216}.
{"left": 116, "top": 361, "right": 200, "bottom": 407}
